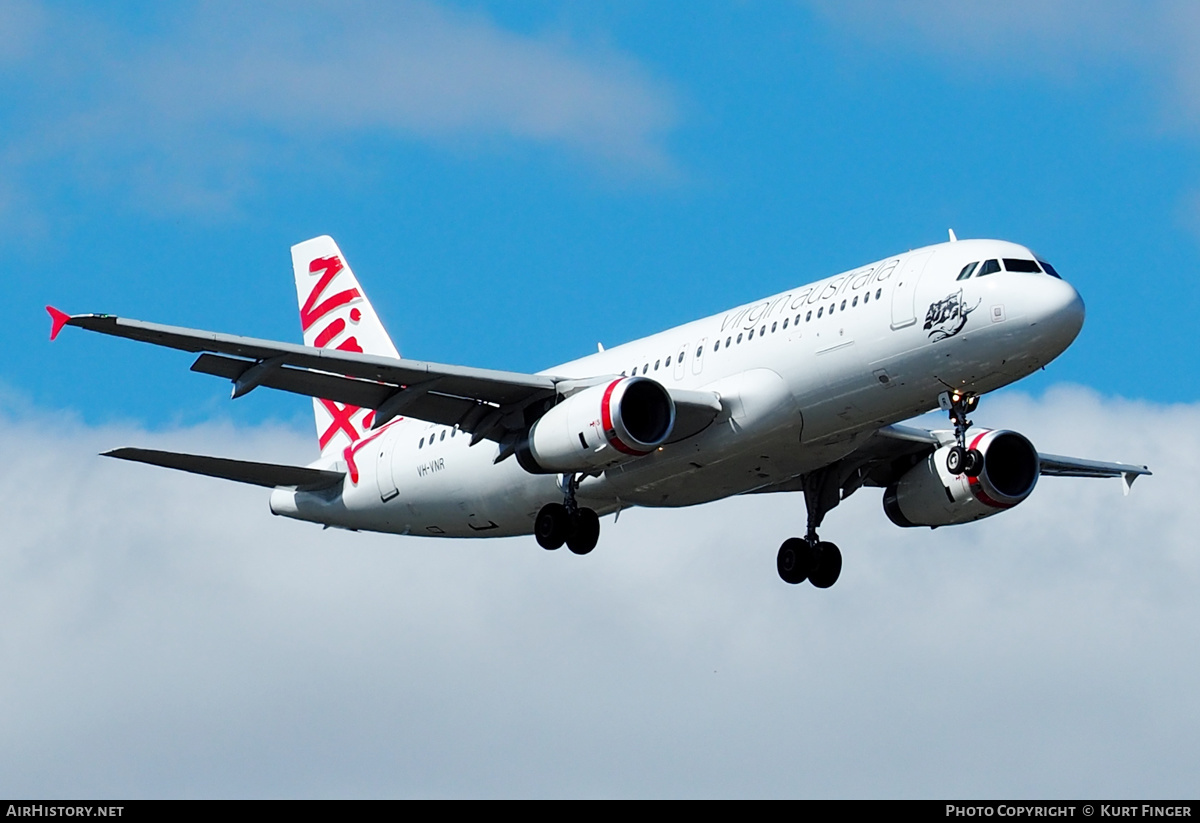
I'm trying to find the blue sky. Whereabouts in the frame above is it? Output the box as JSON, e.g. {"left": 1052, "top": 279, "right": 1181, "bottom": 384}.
{"left": 8, "top": 0, "right": 1198, "bottom": 430}
{"left": 4, "top": 1, "right": 1200, "bottom": 799}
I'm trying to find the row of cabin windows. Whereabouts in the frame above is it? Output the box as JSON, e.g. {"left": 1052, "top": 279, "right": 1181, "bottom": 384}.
{"left": 621, "top": 287, "right": 885, "bottom": 377}
{"left": 418, "top": 427, "right": 459, "bottom": 449}
{"left": 957, "top": 257, "right": 1061, "bottom": 280}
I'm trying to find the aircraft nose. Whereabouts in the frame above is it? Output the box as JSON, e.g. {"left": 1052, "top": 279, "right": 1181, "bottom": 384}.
{"left": 1034, "top": 273, "right": 1085, "bottom": 351}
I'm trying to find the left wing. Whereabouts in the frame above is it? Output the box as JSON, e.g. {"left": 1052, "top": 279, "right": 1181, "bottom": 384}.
{"left": 868, "top": 425, "right": 1151, "bottom": 490}
{"left": 1037, "top": 452, "right": 1152, "bottom": 494}
{"left": 750, "top": 423, "right": 1151, "bottom": 496}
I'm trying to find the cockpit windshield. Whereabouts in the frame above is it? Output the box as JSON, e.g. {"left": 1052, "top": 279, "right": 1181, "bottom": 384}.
{"left": 954, "top": 257, "right": 1060, "bottom": 280}
{"left": 1036, "top": 259, "right": 1062, "bottom": 279}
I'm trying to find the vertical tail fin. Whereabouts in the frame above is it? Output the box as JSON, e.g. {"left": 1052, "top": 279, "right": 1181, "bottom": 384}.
{"left": 290, "top": 236, "right": 400, "bottom": 458}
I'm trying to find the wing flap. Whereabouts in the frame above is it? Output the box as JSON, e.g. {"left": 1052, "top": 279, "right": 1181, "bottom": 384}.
{"left": 191, "top": 353, "right": 395, "bottom": 409}
{"left": 103, "top": 447, "right": 344, "bottom": 491}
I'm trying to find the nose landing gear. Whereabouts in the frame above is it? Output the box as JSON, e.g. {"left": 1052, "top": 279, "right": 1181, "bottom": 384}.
{"left": 940, "top": 389, "right": 983, "bottom": 478}
{"left": 535, "top": 474, "right": 600, "bottom": 555}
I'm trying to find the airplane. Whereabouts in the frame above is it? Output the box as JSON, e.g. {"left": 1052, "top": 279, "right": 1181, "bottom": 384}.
{"left": 47, "top": 233, "right": 1151, "bottom": 589}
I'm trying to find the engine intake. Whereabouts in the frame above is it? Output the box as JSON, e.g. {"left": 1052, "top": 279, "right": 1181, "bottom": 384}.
{"left": 884, "top": 429, "right": 1040, "bottom": 527}
{"left": 516, "top": 377, "right": 675, "bottom": 474}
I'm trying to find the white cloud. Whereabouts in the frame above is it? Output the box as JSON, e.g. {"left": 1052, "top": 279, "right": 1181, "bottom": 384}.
{"left": 1, "top": 1, "right": 678, "bottom": 217}
{"left": 806, "top": 1, "right": 1200, "bottom": 123}
{"left": 805, "top": 1, "right": 1200, "bottom": 245}
{"left": 1, "top": 386, "right": 1196, "bottom": 797}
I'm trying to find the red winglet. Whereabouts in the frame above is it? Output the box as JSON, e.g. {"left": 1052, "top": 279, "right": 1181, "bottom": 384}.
{"left": 46, "top": 306, "right": 71, "bottom": 341}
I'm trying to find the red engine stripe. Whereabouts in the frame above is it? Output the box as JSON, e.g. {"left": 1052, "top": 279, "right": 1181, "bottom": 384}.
{"left": 601, "top": 379, "right": 650, "bottom": 456}
{"left": 961, "top": 430, "right": 1011, "bottom": 509}
{"left": 968, "top": 476, "right": 1015, "bottom": 509}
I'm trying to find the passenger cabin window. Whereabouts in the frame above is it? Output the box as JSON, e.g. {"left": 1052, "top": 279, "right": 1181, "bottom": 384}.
{"left": 957, "top": 261, "right": 979, "bottom": 281}
{"left": 978, "top": 259, "right": 1001, "bottom": 276}
{"left": 1003, "top": 258, "right": 1042, "bottom": 273}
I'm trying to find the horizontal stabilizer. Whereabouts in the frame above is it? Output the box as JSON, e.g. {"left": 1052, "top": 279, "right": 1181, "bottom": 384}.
{"left": 103, "top": 448, "right": 344, "bottom": 491}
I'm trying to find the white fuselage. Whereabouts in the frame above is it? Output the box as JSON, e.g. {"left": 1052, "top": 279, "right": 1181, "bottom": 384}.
{"left": 269, "top": 238, "right": 1084, "bottom": 537}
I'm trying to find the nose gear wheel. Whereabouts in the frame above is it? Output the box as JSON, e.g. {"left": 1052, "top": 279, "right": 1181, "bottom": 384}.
{"left": 941, "top": 390, "right": 983, "bottom": 478}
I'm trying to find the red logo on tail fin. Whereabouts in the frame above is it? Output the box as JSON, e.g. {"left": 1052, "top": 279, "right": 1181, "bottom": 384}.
{"left": 318, "top": 398, "right": 362, "bottom": 450}
{"left": 302, "top": 257, "right": 360, "bottom": 332}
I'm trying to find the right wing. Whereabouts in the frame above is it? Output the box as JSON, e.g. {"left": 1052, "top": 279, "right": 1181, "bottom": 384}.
{"left": 48, "top": 310, "right": 722, "bottom": 447}
{"left": 52, "top": 309, "right": 560, "bottom": 444}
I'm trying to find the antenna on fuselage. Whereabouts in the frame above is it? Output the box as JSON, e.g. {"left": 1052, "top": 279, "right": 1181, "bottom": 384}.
{"left": 948, "top": 229, "right": 958, "bottom": 242}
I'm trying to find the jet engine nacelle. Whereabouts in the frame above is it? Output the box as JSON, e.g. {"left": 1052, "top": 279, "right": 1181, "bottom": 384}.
{"left": 883, "top": 429, "right": 1040, "bottom": 528}
{"left": 516, "top": 377, "right": 675, "bottom": 474}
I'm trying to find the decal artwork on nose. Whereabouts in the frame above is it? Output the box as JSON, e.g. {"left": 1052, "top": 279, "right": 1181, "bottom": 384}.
{"left": 923, "top": 289, "right": 981, "bottom": 341}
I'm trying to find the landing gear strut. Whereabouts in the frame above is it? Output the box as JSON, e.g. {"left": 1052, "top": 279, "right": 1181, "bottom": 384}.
{"left": 776, "top": 466, "right": 843, "bottom": 588}
{"left": 940, "top": 389, "right": 983, "bottom": 478}
{"left": 535, "top": 474, "right": 600, "bottom": 555}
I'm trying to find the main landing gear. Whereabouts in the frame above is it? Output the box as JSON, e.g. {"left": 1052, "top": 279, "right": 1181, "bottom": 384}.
{"left": 535, "top": 474, "right": 600, "bottom": 555}
{"left": 776, "top": 466, "right": 843, "bottom": 588}
{"left": 940, "top": 389, "right": 983, "bottom": 478}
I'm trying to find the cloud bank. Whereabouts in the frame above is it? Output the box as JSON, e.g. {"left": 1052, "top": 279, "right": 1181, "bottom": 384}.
{"left": 0, "top": 1, "right": 677, "bottom": 216}
{"left": 1, "top": 386, "right": 1195, "bottom": 797}
{"left": 808, "top": 0, "right": 1200, "bottom": 129}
